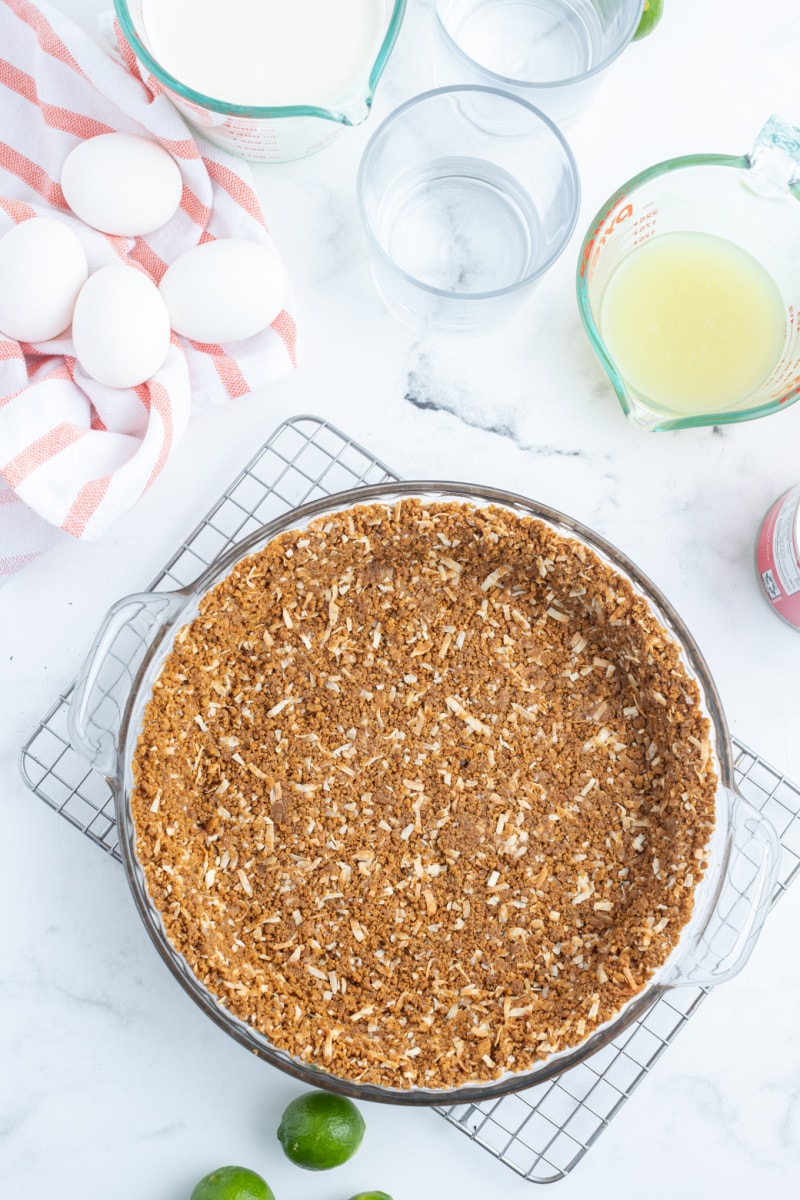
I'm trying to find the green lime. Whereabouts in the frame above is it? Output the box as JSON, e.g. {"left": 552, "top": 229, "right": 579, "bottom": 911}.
{"left": 633, "top": 0, "right": 663, "bottom": 39}
{"left": 189, "top": 1165, "right": 275, "bottom": 1200}
{"left": 276, "top": 1089, "right": 365, "bottom": 1171}
{"left": 346, "top": 1193, "right": 394, "bottom": 1200}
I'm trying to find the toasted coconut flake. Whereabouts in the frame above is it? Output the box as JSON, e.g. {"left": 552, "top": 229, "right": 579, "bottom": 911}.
{"left": 445, "top": 695, "right": 492, "bottom": 735}
{"left": 481, "top": 566, "right": 511, "bottom": 591}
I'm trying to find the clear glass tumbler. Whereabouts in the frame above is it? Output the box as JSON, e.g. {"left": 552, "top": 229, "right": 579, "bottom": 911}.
{"left": 356, "top": 85, "right": 580, "bottom": 332}
{"left": 433, "top": 0, "right": 644, "bottom": 128}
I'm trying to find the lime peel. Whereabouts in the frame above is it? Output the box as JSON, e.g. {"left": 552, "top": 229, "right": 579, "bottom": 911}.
{"left": 189, "top": 1165, "right": 275, "bottom": 1200}
{"left": 633, "top": 0, "right": 663, "bottom": 40}
{"left": 277, "top": 1089, "right": 366, "bottom": 1171}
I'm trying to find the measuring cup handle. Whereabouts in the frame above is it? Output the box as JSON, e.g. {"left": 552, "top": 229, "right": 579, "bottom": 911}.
{"left": 68, "top": 591, "right": 184, "bottom": 779}
{"left": 668, "top": 788, "right": 780, "bottom": 990}
{"left": 747, "top": 114, "right": 800, "bottom": 189}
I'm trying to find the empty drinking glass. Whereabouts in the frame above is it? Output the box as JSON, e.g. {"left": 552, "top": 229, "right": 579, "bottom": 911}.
{"left": 357, "top": 86, "right": 580, "bottom": 332}
{"left": 433, "top": 0, "right": 644, "bottom": 127}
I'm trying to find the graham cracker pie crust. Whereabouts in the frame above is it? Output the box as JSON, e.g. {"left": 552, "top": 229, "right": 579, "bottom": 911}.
{"left": 131, "top": 499, "right": 716, "bottom": 1089}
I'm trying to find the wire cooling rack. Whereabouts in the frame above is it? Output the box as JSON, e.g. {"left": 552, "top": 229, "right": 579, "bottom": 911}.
{"left": 20, "top": 414, "right": 800, "bottom": 1184}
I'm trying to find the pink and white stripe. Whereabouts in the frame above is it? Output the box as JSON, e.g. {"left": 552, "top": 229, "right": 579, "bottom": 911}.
{"left": 0, "top": 0, "right": 298, "bottom": 584}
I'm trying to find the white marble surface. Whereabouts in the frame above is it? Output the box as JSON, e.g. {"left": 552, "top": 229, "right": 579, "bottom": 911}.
{"left": 3, "top": 1, "right": 800, "bottom": 1197}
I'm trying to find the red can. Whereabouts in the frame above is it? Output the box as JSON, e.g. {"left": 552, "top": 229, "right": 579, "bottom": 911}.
{"left": 756, "top": 484, "right": 800, "bottom": 629}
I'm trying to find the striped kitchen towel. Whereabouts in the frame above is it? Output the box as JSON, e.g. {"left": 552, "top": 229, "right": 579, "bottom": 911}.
{"left": 0, "top": 0, "right": 298, "bottom": 583}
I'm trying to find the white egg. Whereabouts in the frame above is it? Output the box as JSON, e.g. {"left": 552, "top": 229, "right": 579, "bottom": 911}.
{"left": 61, "top": 133, "right": 183, "bottom": 237}
{"left": 0, "top": 217, "right": 88, "bottom": 342}
{"left": 159, "top": 238, "right": 289, "bottom": 343}
{"left": 72, "top": 264, "right": 171, "bottom": 388}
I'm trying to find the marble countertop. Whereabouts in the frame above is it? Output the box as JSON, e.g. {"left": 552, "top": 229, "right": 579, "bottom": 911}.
{"left": 3, "top": 1, "right": 800, "bottom": 1196}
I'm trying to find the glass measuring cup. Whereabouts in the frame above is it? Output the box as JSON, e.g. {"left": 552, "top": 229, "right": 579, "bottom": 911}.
{"left": 113, "top": 0, "right": 407, "bottom": 163}
{"left": 577, "top": 115, "right": 800, "bottom": 432}
{"left": 433, "top": 0, "right": 644, "bottom": 128}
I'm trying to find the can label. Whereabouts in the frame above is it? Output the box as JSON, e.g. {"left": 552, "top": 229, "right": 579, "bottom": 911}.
{"left": 756, "top": 483, "right": 800, "bottom": 629}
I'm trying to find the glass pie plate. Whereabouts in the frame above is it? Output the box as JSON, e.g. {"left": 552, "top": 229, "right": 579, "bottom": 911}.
{"left": 67, "top": 482, "right": 779, "bottom": 1104}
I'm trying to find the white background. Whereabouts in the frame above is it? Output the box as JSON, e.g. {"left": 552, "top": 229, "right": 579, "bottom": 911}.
{"left": 2, "top": 2, "right": 800, "bottom": 1198}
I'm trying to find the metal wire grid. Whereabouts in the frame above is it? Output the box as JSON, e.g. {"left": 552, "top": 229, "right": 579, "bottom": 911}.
{"left": 18, "top": 414, "right": 800, "bottom": 1184}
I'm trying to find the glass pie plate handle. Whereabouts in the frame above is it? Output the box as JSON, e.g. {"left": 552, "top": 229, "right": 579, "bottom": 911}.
{"left": 68, "top": 590, "right": 184, "bottom": 779}
{"left": 665, "top": 787, "right": 780, "bottom": 990}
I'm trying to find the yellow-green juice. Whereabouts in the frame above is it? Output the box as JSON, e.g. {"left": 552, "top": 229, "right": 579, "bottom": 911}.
{"left": 599, "top": 231, "right": 786, "bottom": 414}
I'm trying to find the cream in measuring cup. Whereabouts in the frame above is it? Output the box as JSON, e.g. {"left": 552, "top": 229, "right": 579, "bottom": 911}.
{"left": 140, "top": 0, "right": 386, "bottom": 108}
{"left": 116, "top": 0, "right": 405, "bottom": 162}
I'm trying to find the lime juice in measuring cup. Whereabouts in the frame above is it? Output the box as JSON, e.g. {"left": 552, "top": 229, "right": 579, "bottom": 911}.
{"left": 577, "top": 115, "right": 800, "bottom": 431}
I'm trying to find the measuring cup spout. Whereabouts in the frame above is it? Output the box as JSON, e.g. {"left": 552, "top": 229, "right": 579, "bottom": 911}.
{"left": 747, "top": 114, "right": 800, "bottom": 192}
{"left": 339, "top": 96, "right": 372, "bottom": 127}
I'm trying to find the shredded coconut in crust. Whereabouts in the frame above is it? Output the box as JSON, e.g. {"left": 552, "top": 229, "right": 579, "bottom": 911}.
{"left": 131, "top": 500, "right": 716, "bottom": 1089}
